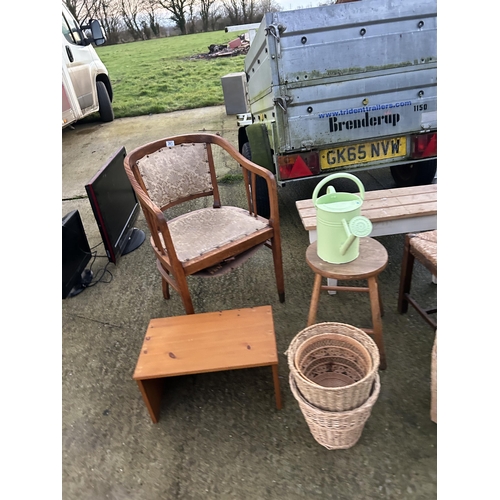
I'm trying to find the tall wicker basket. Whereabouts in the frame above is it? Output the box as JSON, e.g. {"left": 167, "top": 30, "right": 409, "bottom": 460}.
{"left": 290, "top": 372, "right": 381, "bottom": 450}
{"left": 431, "top": 333, "right": 437, "bottom": 423}
{"left": 286, "top": 323, "right": 380, "bottom": 411}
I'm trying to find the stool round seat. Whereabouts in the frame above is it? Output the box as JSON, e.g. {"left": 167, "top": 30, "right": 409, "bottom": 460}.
{"left": 305, "top": 237, "right": 388, "bottom": 370}
{"left": 306, "top": 238, "right": 388, "bottom": 280}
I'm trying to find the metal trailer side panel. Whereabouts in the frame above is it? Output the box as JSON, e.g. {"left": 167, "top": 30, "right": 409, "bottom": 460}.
{"left": 245, "top": 0, "right": 437, "bottom": 154}
{"left": 245, "top": 16, "right": 274, "bottom": 105}
{"left": 274, "top": 0, "right": 436, "bottom": 84}
{"left": 281, "top": 67, "right": 437, "bottom": 151}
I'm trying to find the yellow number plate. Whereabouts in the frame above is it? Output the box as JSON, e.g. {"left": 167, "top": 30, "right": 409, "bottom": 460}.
{"left": 320, "top": 136, "right": 407, "bottom": 170}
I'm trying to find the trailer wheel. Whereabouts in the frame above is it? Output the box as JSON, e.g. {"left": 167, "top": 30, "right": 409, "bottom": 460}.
{"left": 242, "top": 142, "right": 271, "bottom": 219}
{"left": 390, "top": 159, "right": 437, "bottom": 187}
{"left": 97, "top": 81, "right": 114, "bottom": 123}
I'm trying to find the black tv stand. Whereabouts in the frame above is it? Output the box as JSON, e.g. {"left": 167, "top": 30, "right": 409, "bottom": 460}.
{"left": 68, "top": 269, "right": 93, "bottom": 298}
{"left": 122, "top": 227, "right": 146, "bottom": 256}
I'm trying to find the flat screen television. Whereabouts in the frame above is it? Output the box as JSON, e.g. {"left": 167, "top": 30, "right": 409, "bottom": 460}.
{"left": 85, "top": 146, "right": 145, "bottom": 264}
{"left": 62, "top": 209, "right": 93, "bottom": 299}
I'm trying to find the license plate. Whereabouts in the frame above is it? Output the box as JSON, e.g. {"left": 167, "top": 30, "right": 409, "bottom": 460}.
{"left": 320, "top": 136, "right": 407, "bottom": 170}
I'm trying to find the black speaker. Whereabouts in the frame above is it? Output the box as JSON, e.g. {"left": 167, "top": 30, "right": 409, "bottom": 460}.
{"left": 62, "top": 210, "right": 92, "bottom": 299}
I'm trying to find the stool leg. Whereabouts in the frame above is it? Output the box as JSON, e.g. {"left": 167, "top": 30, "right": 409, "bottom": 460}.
{"left": 368, "top": 276, "right": 387, "bottom": 370}
{"left": 271, "top": 364, "right": 282, "bottom": 410}
{"left": 307, "top": 273, "right": 323, "bottom": 326}
{"left": 398, "top": 235, "right": 415, "bottom": 314}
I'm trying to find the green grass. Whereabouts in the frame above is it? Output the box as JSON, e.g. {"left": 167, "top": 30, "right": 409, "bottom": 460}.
{"left": 96, "top": 31, "right": 247, "bottom": 119}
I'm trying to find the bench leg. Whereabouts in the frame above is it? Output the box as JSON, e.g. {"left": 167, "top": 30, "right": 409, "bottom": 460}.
{"left": 136, "top": 378, "right": 163, "bottom": 424}
{"left": 271, "top": 364, "right": 282, "bottom": 410}
{"left": 327, "top": 278, "right": 338, "bottom": 295}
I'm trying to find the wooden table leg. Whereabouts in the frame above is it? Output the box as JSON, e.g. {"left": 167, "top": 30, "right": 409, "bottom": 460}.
{"left": 271, "top": 364, "right": 282, "bottom": 410}
{"left": 368, "top": 276, "right": 387, "bottom": 370}
{"left": 136, "top": 378, "right": 164, "bottom": 424}
{"left": 307, "top": 273, "right": 323, "bottom": 327}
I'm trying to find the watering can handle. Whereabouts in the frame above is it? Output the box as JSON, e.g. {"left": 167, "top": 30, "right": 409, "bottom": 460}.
{"left": 312, "top": 173, "right": 366, "bottom": 205}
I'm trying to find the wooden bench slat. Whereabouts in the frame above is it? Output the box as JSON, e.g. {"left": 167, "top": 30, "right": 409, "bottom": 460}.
{"left": 364, "top": 184, "right": 437, "bottom": 199}
{"left": 364, "top": 201, "right": 437, "bottom": 222}
{"left": 295, "top": 184, "right": 437, "bottom": 232}
{"left": 363, "top": 192, "right": 437, "bottom": 211}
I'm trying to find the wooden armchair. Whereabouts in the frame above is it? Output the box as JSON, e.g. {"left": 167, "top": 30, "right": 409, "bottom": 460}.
{"left": 123, "top": 133, "right": 285, "bottom": 314}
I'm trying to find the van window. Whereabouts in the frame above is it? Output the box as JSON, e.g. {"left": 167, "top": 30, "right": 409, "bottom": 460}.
{"left": 62, "top": 10, "right": 83, "bottom": 45}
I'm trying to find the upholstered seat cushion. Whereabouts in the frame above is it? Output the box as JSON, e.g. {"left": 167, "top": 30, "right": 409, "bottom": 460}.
{"left": 161, "top": 206, "right": 269, "bottom": 262}
{"left": 410, "top": 230, "right": 437, "bottom": 269}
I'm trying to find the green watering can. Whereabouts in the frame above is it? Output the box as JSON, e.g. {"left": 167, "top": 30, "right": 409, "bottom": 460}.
{"left": 312, "top": 173, "right": 373, "bottom": 264}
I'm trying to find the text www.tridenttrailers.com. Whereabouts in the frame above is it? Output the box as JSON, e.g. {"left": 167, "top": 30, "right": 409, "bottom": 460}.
{"left": 318, "top": 101, "right": 412, "bottom": 119}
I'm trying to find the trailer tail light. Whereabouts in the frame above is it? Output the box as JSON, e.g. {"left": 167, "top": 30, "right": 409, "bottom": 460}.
{"left": 278, "top": 152, "right": 320, "bottom": 180}
{"left": 411, "top": 132, "right": 437, "bottom": 159}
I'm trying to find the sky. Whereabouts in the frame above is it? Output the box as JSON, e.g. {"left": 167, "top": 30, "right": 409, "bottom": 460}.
{"left": 277, "top": 0, "right": 323, "bottom": 11}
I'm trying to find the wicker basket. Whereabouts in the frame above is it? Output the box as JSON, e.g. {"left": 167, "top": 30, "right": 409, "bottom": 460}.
{"left": 295, "top": 333, "right": 372, "bottom": 386}
{"left": 290, "top": 372, "right": 381, "bottom": 450}
{"left": 431, "top": 333, "right": 437, "bottom": 423}
{"left": 286, "top": 323, "right": 380, "bottom": 411}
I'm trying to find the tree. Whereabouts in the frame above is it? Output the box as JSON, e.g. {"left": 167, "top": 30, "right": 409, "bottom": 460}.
{"left": 143, "top": 0, "right": 161, "bottom": 37}
{"left": 258, "top": 0, "right": 282, "bottom": 14}
{"left": 199, "top": 0, "right": 218, "bottom": 32}
{"left": 120, "top": 0, "right": 144, "bottom": 40}
{"left": 209, "top": 2, "right": 224, "bottom": 31}
{"left": 94, "top": 0, "right": 122, "bottom": 43}
{"left": 222, "top": 0, "right": 258, "bottom": 25}
{"left": 158, "top": 0, "right": 190, "bottom": 35}
{"left": 187, "top": 0, "right": 197, "bottom": 34}
{"left": 64, "top": 0, "right": 80, "bottom": 20}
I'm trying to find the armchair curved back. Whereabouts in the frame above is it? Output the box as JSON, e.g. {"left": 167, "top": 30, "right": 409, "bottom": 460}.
{"left": 123, "top": 133, "right": 285, "bottom": 314}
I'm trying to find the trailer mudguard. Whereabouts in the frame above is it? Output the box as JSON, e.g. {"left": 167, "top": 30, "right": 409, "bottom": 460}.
{"left": 244, "top": 123, "right": 275, "bottom": 174}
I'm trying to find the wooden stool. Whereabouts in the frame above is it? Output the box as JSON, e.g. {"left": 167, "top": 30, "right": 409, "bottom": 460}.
{"left": 133, "top": 306, "right": 282, "bottom": 423}
{"left": 397, "top": 230, "right": 437, "bottom": 330}
{"left": 305, "top": 237, "right": 388, "bottom": 370}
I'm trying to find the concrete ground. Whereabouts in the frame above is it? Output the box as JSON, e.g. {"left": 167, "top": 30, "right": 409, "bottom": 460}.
{"left": 62, "top": 106, "right": 437, "bottom": 500}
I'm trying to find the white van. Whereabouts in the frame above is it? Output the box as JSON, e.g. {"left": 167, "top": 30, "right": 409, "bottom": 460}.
{"left": 62, "top": 2, "right": 114, "bottom": 128}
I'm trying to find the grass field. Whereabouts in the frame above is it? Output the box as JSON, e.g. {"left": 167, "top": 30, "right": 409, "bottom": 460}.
{"left": 96, "top": 30, "right": 247, "bottom": 119}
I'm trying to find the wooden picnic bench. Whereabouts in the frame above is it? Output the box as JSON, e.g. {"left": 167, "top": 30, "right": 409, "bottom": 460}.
{"left": 296, "top": 184, "right": 437, "bottom": 243}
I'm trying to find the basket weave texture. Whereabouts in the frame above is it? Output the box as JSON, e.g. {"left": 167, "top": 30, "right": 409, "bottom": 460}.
{"left": 290, "top": 372, "right": 380, "bottom": 450}
{"left": 287, "top": 323, "right": 380, "bottom": 411}
{"left": 295, "top": 332, "right": 372, "bottom": 386}
{"left": 431, "top": 333, "right": 437, "bottom": 423}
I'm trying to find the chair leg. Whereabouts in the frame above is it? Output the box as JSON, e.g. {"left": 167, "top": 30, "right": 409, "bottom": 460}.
{"left": 398, "top": 235, "right": 415, "bottom": 314}
{"left": 156, "top": 260, "right": 170, "bottom": 300}
{"left": 270, "top": 236, "right": 285, "bottom": 303}
{"left": 307, "top": 274, "right": 323, "bottom": 327}
{"left": 368, "top": 276, "right": 387, "bottom": 370}
{"left": 162, "top": 276, "right": 170, "bottom": 300}
{"left": 177, "top": 274, "right": 195, "bottom": 315}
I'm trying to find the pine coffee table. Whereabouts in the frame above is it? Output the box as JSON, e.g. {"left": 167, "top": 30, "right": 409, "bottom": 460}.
{"left": 133, "top": 305, "right": 282, "bottom": 423}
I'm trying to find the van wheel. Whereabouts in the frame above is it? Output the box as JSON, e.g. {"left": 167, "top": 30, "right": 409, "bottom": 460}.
{"left": 390, "top": 159, "right": 437, "bottom": 187}
{"left": 242, "top": 142, "right": 271, "bottom": 219}
{"left": 97, "top": 81, "right": 114, "bottom": 123}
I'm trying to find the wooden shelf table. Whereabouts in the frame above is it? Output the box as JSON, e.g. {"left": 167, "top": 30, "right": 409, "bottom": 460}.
{"left": 133, "top": 305, "right": 282, "bottom": 423}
